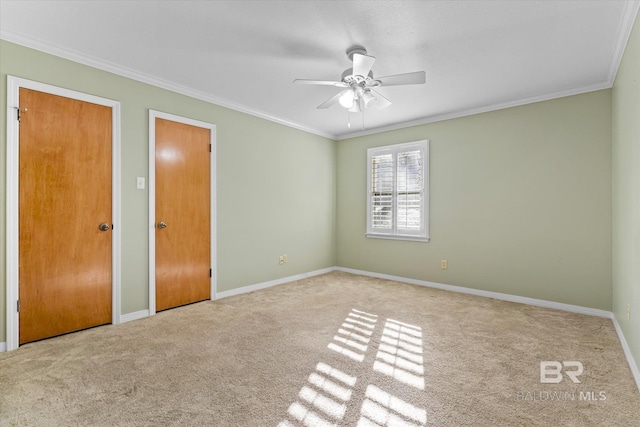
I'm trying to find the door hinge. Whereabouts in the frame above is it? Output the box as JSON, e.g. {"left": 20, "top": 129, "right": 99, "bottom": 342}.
{"left": 210, "top": 268, "right": 212, "bottom": 278}
{"left": 209, "top": 144, "right": 211, "bottom": 153}
{"left": 17, "top": 300, "right": 20, "bottom": 312}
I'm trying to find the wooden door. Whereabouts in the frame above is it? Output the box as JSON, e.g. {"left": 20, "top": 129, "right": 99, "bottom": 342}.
{"left": 19, "top": 88, "right": 112, "bottom": 344}
{"left": 155, "top": 118, "right": 211, "bottom": 311}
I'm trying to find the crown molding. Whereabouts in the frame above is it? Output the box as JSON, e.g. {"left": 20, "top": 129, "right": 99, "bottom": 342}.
{"left": 0, "top": 29, "right": 335, "bottom": 140}
{"left": 333, "top": 0, "right": 638, "bottom": 140}
{"left": 335, "top": 80, "right": 612, "bottom": 140}
{"left": 3, "top": 0, "right": 638, "bottom": 143}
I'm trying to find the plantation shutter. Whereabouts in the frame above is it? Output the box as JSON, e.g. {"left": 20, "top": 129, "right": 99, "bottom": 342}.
{"left": 370, "top": 152, "right": 394, "bottom": 232}
{"left": 396, "top": 149, "right": 423, "bottom": 232}
{"left": 367, "top": 140, "right": 429, "bottom": 241}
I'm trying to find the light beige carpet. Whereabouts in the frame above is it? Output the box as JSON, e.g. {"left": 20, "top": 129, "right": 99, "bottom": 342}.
{"left": 1, "top": 271, "right": 638, "bottom": 426}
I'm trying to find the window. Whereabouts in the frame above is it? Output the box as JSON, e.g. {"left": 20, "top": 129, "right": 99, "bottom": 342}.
{"left": 367, "top": 140, "right": 429, "bottom": 241}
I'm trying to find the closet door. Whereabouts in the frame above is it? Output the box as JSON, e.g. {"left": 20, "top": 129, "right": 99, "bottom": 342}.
{"left": 155, "top": 117, "right": 211, "bottom": 311}
{"left": 19, "top": 88, "right": 112, "bottom": 344}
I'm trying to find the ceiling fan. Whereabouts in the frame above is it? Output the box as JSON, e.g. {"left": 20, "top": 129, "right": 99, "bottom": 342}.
{"left": 293, "top": 47, "right": 426, "bottom": 113}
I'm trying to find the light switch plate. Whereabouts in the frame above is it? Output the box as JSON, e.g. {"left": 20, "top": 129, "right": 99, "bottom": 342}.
{"left": 136, "top": 177, "right": 145, "bottom": 190}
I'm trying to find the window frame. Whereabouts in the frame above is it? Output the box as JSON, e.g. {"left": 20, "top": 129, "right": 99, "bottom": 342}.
{"left": 366, "top": 139, "right": 430, "bottom": 242}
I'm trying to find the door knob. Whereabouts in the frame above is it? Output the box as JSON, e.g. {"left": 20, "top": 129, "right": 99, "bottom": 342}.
{"left": 157, "top": 221, "right": 167, "bottom": 229}
{"left": 99, "top": 223, "right": 110, "bottom": 232}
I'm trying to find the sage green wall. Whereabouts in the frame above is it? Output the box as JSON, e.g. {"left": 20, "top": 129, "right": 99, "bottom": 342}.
{"left": 612, "top": 12, "right": 640, "bottom": 373}
{"left": 0, "top": 37, "right": 623, "bottom": 346}
{"left": 337, "top": 90, "right": 612, "bottom": 310}
{"left": 0, "top": 40, "right": 337, "bottom": 342}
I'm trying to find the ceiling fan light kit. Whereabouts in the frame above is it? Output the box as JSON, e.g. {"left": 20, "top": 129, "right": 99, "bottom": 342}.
{"left": 338, "top": 88, "right": 355, "bottom": 108}
{"left": 293, "top": 46, "right": 426, "bottom": 128}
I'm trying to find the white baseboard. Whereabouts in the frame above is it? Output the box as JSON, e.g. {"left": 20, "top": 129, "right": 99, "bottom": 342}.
{"left": 216, "top": 267, "right": 337, "bottom": 299}
{"left": 336, "top": 267, "right": 612, "bottom": 318}
{"left": 120, "top": 309, "right": 150, "bottom": 323}
{"left": 612, "top": 314, "right": 640, "bottom": 393}
{"left": 0, "top": 342, "right": 6, "bottom": 352}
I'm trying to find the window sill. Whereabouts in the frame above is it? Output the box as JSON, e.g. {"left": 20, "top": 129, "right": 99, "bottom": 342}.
{"left": 365, "top": 233, "right": 430, "bottom": 242}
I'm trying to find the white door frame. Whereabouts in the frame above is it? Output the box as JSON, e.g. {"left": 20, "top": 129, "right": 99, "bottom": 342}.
{"left": 5, "top": 76, "right": 122, "bottom": 351}
{"left": 148, "top": 109, "right": 217, "bottom": 316}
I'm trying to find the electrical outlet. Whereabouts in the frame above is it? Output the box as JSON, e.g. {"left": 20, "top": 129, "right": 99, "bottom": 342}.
{"left": 279, "top": 255, "right": 285, "bottom": 265}
{"left": 628, "top": 304, "right": 631, "bottom": 321}
{"left": 441, "top": 260, "right": 448, "bottom": 270}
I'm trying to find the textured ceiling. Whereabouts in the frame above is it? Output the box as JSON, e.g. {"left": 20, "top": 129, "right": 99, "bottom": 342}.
{"left": 1, "top": 1, "right": 638, "bottom": 139}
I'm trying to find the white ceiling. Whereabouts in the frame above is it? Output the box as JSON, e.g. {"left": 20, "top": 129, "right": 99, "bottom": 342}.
{"left": 1, "top": 1, "right": 638, "bottom": 139}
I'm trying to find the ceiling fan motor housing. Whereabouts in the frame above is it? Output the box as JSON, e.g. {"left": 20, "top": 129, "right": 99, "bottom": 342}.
{"left": 346, "top": 46, "right": 368, "bottom": 61}
{"left": 341, "top": 69, "right": 379, "bottom": 86}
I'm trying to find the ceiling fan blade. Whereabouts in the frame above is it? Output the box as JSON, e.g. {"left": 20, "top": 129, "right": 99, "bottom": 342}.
{"left": 317, "top": 90, "right": 348, "bottom": 109}
{"left": 353, "top": 53, "right": 376, "bottom": 78}
{"left": 371, "top": 90, "right": 392, "bottom": 110}
{"left": 376, "top": 71, "right": 426, "bottom": 87}
{"left": 293, "top": 79, "right": 348, "bottom": 87}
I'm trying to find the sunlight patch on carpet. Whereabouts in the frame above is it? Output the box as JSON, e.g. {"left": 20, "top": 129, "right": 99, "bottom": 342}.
{"left": 337, "top": 328, "right": 371, "bottom": 344}
{"left": 329, "top": 309, "right": 378, "bottom": 362}
{"left": 341, "top": 322, "right": 374, "bottom": 337}
{"left": 327, "top": 343, "right": 365, "bottom": 363}
{"left": 285, "top": 401, "right": 336, "bottom": 427}
{"left": 345, "top": 317, "right": 376, "bottom": 329}
{"left": 333, "top": 335, "right": 369, "bottom": 352}
{"left": 373, "top": 320, "right": 425, "bottom": 390}
{"left": 308, "top": 373, "right": 352, "bottom": 402}
{"left": 358, "top": 398, "right": 425, "bottom": 427}
{"left": 280, "top": 309, "right": 376, "bottom": 426}
{"left": 359, "top": 384, "right": 427, "bottom": 426}
{"left": 316, "top": 363, "right": 357, "bottom": 387}
{"left": 299, "top": 386, "right": 347, "bottom": 419}
{"left": 283, "top": 362, "right": 356, "bottom": 426}
{"left": 280, "top": 309, "right": 427, "bottom": 426}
